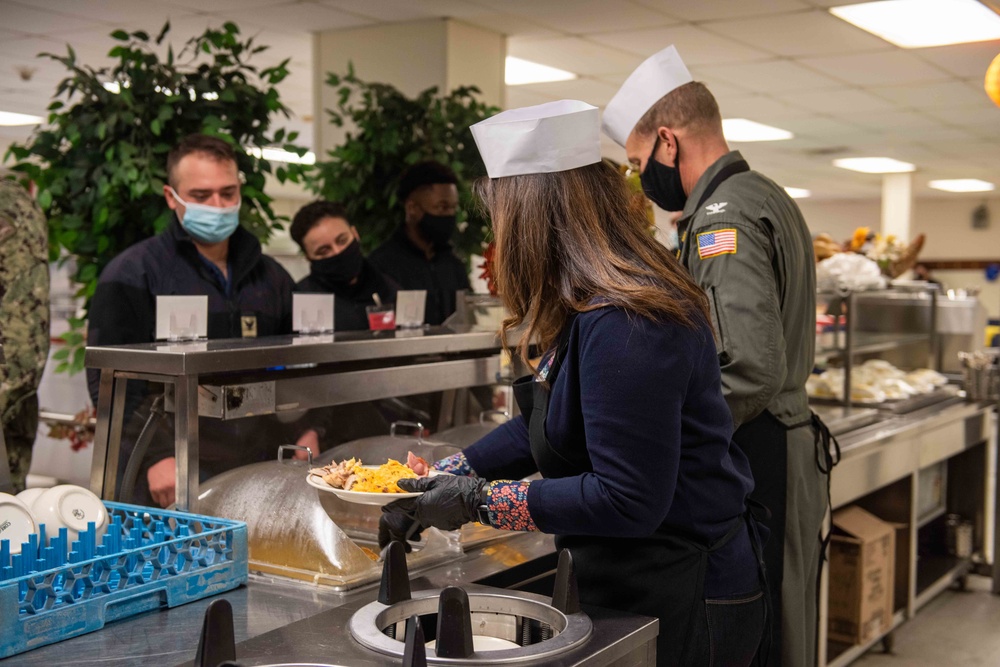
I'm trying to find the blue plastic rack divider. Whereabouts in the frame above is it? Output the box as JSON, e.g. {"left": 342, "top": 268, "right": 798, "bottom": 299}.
{"left": 0, "top": 501, "right": 248, "bottom": 659}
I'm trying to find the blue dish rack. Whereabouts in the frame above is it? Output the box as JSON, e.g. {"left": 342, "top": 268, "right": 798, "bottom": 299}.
{"left": 0, "top": 501, "right": 248, "bottom": 659}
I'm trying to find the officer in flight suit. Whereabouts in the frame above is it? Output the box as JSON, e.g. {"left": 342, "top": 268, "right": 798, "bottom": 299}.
{"left": 605, "top": 46, "right": 828, "bottom": 667}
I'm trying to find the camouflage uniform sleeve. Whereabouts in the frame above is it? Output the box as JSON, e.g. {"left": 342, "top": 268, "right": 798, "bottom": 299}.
{"left": 0, "top": 181, "right": 50, "bottom": 425}
{"left": 685, "top": 218, "right": 787, "bottom": 429}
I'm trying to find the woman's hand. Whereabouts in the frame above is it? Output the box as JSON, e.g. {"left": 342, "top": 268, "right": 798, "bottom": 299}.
{"left": 378, "top": 476, "right": 487, "bottom": 550}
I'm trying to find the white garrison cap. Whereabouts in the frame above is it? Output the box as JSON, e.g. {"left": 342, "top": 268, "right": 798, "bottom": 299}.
{"left": 471, "top": 100, "right": 602, "bottom": 179}
{"left": 602, "top": 45, "right": 693, "bottom": 147}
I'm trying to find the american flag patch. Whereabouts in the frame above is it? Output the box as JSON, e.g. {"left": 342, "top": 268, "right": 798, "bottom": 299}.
{"left": 697, "top": 229, "right": 737, "bottom": 259}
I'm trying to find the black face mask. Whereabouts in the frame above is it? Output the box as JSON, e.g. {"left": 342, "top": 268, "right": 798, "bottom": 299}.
{"left": 640, "top": 136, "right": 687, "bottom": 212}
{"left": 418, "top": 213, "right": 457, "bottom": 248}
{"left": 309, "top": 239, "right": 363, "bottom": 284}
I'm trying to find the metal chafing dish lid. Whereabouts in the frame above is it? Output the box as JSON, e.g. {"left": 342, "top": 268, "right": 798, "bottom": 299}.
{"left": 197, "top": 446, "right": 461, "bottom": 590}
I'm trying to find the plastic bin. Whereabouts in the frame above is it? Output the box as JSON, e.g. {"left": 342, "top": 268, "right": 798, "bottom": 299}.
{"left": 0, "top": 501, "right": 248, "bottom": 659}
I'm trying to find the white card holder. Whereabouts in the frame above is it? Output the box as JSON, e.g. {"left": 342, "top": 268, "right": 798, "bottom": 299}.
{"left": 155, "top": 296, "right": 208, "bottom": 341}
{"left": 395, "top": 290, "right": 427, "bottom": 329}
{"left": 293, "top": 293, "right": 335, "bottom": 334}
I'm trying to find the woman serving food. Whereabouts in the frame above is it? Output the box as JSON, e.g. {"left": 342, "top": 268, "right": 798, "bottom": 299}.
{"left": 379, "top": 100, "right": 765, "bottom": 667}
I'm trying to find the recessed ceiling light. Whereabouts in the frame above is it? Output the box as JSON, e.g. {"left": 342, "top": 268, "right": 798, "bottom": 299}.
{"left": 784, "top": 187, "right": 812, "bottom": 199}
{"left": 722, "top": 118, "right": 794, "bottom": 142}
{"left": 505, "top": 57, "right": 577, "bottom": 86}
{"left": 830, "top": 0, "right": 1000, "bottom": 48}
{"left": 247, "top": 146, "right": 316, "bottom": 165}
{"left": 0, "top": 111, "right": 43, "bottom": 126}
{"left": 833, "top": 157, "right": 916, "bottom": 173}
{"left": 928, "top": 178, "right": 995, "bottom": 193}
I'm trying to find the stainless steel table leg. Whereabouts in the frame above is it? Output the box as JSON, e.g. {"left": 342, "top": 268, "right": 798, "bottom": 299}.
{"left": 102, "top": 377, "right": 128, "bottom": 501}
{"left": 175, "top": 375, "right": 199, "bottom": 512}
{"left": 89, "top": 369, "right": 115, "bottom": 498}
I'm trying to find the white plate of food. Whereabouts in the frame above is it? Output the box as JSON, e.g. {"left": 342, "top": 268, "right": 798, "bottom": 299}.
{"left": 307, "top": 455, "right": 439, "bottom": 506}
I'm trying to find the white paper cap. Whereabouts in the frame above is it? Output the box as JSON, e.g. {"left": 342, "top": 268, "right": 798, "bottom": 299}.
{"left": 602, "top": 45, "right": 693, "bottom": 147}
{"left": 471, "top": 100, "right": 602, "bottom": 178}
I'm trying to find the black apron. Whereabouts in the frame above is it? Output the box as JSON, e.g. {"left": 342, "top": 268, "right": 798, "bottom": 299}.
{"left": 512, "top": 318, "right": 759, "bottom": 666}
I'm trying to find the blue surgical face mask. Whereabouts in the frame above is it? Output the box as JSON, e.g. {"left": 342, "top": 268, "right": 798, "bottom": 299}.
{"left": 169, "top": 187, "right": 241, "bottom": 244}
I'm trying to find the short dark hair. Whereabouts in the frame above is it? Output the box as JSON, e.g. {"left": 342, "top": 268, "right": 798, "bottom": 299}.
{"left": 397, "top": 160, "right": 458, "bottom": 204}
{"left": 290, "top": 200, "right": 350, "bottom": 250}
{"left": 634, "top": 81, "right": 723, "bottom": 139}
{"left": 166, "top": 134, "right": 238, "bottom": 187}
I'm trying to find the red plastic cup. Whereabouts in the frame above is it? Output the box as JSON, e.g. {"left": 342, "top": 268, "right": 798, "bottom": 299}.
{"left": 366, "top": 304, "right": 396, "bottom": 330}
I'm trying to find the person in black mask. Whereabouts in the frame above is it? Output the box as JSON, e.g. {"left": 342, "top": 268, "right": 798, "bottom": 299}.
{"left": 368, "top": 160, "right": 471, "bottom": 326}
{"left": 290, "top": 200, "right": 395, "bottom": 451}
{"left": 291, "top": 200, "right": 397, "bottom": 331}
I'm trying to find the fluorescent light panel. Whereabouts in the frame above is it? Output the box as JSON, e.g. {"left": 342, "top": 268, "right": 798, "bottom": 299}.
{"left": 0, "top": 110, "right": 43, "bottom": 126}
{"left": 928, "top": 178, "right": 995, "bottom": 193}
{"left": 247, "top": 146, "right": 316, "bottom": 165}
{"left": 505, "top": 56, "right": 576, "bottom": 86}
{"left": 784, "top": 187, "right": 812, "bottom": 199}
{"left": 833, "top": 157, "right": 916, "bottom": 173}
{"left": 722, "top": 118, "right": 793, "bottom": 142}
{"left": 830, "top": 0, "right": 1000, "bottom": 48}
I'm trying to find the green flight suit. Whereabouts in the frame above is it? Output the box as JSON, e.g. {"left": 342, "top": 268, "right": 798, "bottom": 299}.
{"left": 0, "top": 180, "right": 50, "bottom": 493}
{"left": 676, "top": 151, "right": 827, "bottom": 667}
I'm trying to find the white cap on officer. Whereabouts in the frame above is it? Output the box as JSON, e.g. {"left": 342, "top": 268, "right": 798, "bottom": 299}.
{"left": 602, "top": 45, "right": 693, "bottom": 148}
{"left": 471, "top": 100, "right": 602, "bottom": 179}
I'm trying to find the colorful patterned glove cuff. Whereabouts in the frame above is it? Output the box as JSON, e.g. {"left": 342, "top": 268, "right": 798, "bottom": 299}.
{"left": 486, "top": 480, "right": 538, "bottom": 532}
{"left": 433, "top": 451, "right": 477, "bottom": 477}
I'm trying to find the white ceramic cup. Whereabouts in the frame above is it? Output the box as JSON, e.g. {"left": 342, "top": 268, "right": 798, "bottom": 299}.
{"left": 0, "top": 492, "right": 38, "bottom": 555}
{"left": 15, "top": 487, "right": 46, "bottom": 508}
{"left": 31, "top": 484, "right": 109, "bottom": 545}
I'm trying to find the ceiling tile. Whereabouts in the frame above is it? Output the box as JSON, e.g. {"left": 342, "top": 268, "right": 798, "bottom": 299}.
{"left": 923, "top": 103, "right": 1000, "bottom": 126}
{"left": 514, "top": 77, "right": 620, "bottom": 107}
{"left": 4, "top": 2, "right": 108, "bottom": 34}
{"left": 633, "top": 0, "right": 809, "bottom": 22}
{"left": 915, "top": 40, "right": 1000, "bottom": 79}
{"left": 839, "top": 110, "right": 943, "bottom": 134}
{"left": 14, "top": 0, "right": 195, "bottom": 25}
{"left": 774, "top": 115, "right": 875, "bottom": 141}
{"left": 588, "top": 25, "right": 771, "bottom": 65}
{"left": 509, "top": 37, "right": 643, "bottom": 76}
{"left": 504, "top": 86, "right": 558, "bottom": 110}
{"left": 871, "top": 80, "right": 992, "bottom": 109}
{"left": 776, "top": 87, "right": 898, "bottom": 114}
{"left": 704, "top": 9, "right": 894, "bottom": 57}
{"left": 233, "top": 3, "right": 374, "bottom": 34}
{"left": 155, "top": 0, "right": 298, "bottom": 11}
{"left": 472, "top": 0, "right": 676, "bottom": 34}
{"left": 695, "top": 59, "right": 843, "bottom": 93}
{"left": 317, "top": 0, "right": 439, "bottom": 22}
{"left": 799, "top": 50, "right": 955, "bottom": 87}
{"left": 719, "top": 94, "right": 813, "bottom": 121}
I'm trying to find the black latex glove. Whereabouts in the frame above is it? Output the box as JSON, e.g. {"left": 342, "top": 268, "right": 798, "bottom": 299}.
{"left": 379, "top": 475, "right": 487, "bottom": 551}
{"left": 401, "top": 475, "right": 487, "bottom": 530}
{"left": 378, "top": 497, "right": 423, "bottom": 553}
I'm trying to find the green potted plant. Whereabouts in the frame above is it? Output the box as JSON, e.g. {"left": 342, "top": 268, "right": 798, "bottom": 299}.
{"left": 309, "top": 65, "right": 499, "bottom": 260}
{"left": 4, "top": 21, "right": 311, "bottom": 374}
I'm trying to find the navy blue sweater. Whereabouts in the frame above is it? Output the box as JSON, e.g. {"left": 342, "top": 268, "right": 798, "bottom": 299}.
{"left": 465, "top": 306, "right": 758, "bottom": 596}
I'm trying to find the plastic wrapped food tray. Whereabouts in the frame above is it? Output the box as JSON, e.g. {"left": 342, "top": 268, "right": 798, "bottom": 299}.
{"left": 0, "top": 501, "right": 248, "bottom": 659}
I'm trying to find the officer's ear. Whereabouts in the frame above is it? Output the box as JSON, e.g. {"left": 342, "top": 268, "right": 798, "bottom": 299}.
{"left": 655, "top": 127, "right": 679, "bottom": 164}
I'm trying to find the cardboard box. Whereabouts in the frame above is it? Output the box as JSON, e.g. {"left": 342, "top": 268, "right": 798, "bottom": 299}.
{"left": 828, "top": 506, "right": 896, "bottom": 645}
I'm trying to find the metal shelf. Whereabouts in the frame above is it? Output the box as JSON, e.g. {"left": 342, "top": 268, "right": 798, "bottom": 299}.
{"left": 916, "top": 505, "right": 948, "bottom": 530}
{"left": 817, "top": 333, "right": 932, "bottom": 362}
{"left": 826, "top": 609, "right": 906, "bottom": 667}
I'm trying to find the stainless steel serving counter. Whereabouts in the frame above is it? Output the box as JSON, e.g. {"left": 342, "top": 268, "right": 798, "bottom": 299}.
{"left": 85, "top": 327, "right": 509, "bottom": 511}
{"left": 818, "top": 397, "right": 1000, "bottom": 667}
{"left": 11, "top": 532, "right": 560, "bottom": 666}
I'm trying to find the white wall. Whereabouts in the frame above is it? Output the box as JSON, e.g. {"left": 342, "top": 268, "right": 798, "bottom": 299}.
{"left": 798, "top": 195, "right": 1000, "bottom": 318}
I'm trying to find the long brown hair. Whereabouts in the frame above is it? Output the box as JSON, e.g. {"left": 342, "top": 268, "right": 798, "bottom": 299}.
{"left": 474, "top": 160, "right": 710, "bottom": 371}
